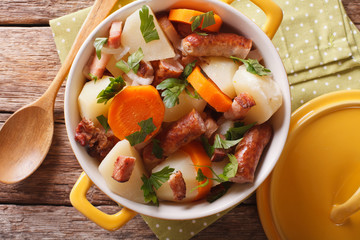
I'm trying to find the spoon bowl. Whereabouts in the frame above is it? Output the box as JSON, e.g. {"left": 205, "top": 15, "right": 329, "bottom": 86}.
{"left": 0, "top": 0, "right": 119, "bottom": 184}
{"left": 0, "top": 105, "right": 53, "bottom": 184}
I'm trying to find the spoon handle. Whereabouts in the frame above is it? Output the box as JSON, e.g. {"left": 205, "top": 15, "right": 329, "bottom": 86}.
{"left": 330, "top": 186, "right": 360, "bottom": 224}
{"left": 37, "top": 0, "right": 118, "bottom": 108}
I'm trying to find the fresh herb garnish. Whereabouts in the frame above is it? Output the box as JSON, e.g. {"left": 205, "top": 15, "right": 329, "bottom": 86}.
{"left": 213, "top": 134, "right": 242, "bottom": 150}
{"left": 139, "top": 5, "right": 160, "bottom": 43}
{"left": 116, "top": 48, "right": 144, "bottom": 74}
{"left": 141, "top": 166, "right": 175, "bottom": 205}
{"left": 96, "top": 115, "right": 110, "bottom": 132}
{"left": 125, "top": 118, "right": 157, "bottom": 146}
{"left": 156, "top": 78, "right": 187, "bottom": 108}
{"left": 225, "top": 122, "right": 256, "bottom": 140}
{"left": 152, "top": 139, "right": 163, "bottom": 159}
{"left": 89, "top": 73, "right": 98, "bottom": 82}
{"left": 230, "top": 56, "right": 271, "bottom": 76}
{"left": 94, "top": 37, "right": 108, "bottom": 60}
{"left": 97, "top": 76, "right": 126, "bottom": 104}
{"left": 192, "top": 154, "right": 238, "bottom": 194}
{"left": 195, "top": 31, "right": 208, "bottom": 36}
{"left": 200, "top": 135, "right": 214, "bottom": 158}
{"left": 156, "top": 61, "right": 198, "bottom": 108}
{"left": 190, "top": 11, "right": 216, "bottom": 31}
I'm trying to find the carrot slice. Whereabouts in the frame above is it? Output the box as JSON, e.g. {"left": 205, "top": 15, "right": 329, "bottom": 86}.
{"left": 181, "top": 141, "right": 212, "bottom": 201}
{"left": 187, "top": 66, "right": 232, "bottom": 112}
{"left": 108, "top": 85, "right": 165, "bottom": 141}
{"left": 169, "top": 9, "right": 222, "bottom": 32}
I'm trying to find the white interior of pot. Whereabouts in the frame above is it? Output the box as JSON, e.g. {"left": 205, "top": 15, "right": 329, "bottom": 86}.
{"left": 65, "top": 0, "right": 291, "bottom": 220}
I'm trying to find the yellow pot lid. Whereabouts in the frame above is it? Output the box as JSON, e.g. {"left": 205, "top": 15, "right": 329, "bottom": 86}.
{"left": 257, "top": 90, "right": 360, "bottom": 240}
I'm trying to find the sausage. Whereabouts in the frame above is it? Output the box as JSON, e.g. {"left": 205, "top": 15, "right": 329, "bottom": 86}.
{"left": 142, "top": 109, "right": 206, "bottom": 171}
{"left": 224, "top": 92, "right": 256, "bottom": 120}
{"left": 160, "top": 109, "right": 206, "bottom": 156}
{"left": 153, "top": 58, "right": 183, "bottom": 86}
{"left": 181, "top": 33, "right": 252, "bottom": 58}
{"left": 211, "top": 148, "right": 228, "bottom": 162}
{"left": 108, "top": 21, "right": 123, "bottom": 49}
{"left": 168, "top": 171, "right": 186, "bottom": 201}
{"left": 230, "top": 122, "right": 272, "bottom": 183}
{"left": 75, "top": 118, "right": 119, "bottom": 160}
{"left": 112, "top": 156, "right": 136, "bottom": 182}
{"left": 137, "top": 60, "right": 154, "bottom": 78}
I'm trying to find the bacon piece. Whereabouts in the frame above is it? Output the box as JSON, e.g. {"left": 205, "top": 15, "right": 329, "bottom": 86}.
{"left": 230, "top": 122, "right": 272, "bottom": 183}
{"left": 137, "top": 61, "right": 154, "bottom": 78}
{"left": 153, "top": 58, "right": 184, "bottom": 86}
{"left": 75, "top": 118, "right": 119, "bottom": 160}
{"left": 180, "top": 55, "right": 198, "bottom": 67}
{"left": 224, "top": 93, "right": 256, "bottom": 120}
{"left": 168, "top": 171, "right": 186, "bottom": 201}
{"left": 181, "top": 33, "right": 252, "bottom": 58}
{"left": 108, "top": 21, "right": 123, "bottom": 49}
{"left": 211, "top": 148, "right": 228, "bottom": 162}
{"left": 87, "top": 52, "right": 111, "bottom": 80}
{"left": 175, "top": 22, "right": 193, "bottom": 38}
{"left": 142, "top": 110, "right": 206, "bottom": 171}
{"left": 204, "top": 117, "right": 218, "bottom": 138}
{"left": 158, "top": 16, "right": 181, "bottom": 50}
{"left": 112, "top": 156, "right": 136, "bottom": 182}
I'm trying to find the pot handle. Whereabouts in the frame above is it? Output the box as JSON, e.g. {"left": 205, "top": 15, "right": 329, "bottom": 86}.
{"left": 221, "top": 0, "right": 283, "bottom": 39}
{"left": 70, "top": 172, "right": 137, "bottom": 231}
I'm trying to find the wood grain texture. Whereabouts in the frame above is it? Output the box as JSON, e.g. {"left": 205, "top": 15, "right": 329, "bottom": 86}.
{"left": 0, "top": 0, "right": 357, "bottom": 239}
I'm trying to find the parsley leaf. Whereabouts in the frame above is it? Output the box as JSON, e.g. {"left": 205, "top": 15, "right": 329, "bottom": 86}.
{"left": 156, "top": 78, "right": 187, "bottom": 108}
{"left": 182, "top": 60, "right": 197, "bottom": 79}
{"left": 94, "top": 37, "right": 108, "bottom": 60}
{"left": 97, "top": 76, "right": 126, "bottom": 104}
{"left": 152, "top": 139, "right": 163, "bottom": 159}
{"left": 225, "top": 122, "right": 256, "bottom": 140}
{"left": 190, "top": 11, "right": 216, "bottom": 31}
{"left": 213, "top": 134, "right": 242, "bottom": 149}
{"left": 200, "top": 135, "right": 214, "bottom": 158}
{"left": 218, "top": 154, "right": 238, "bottom": 181}
{"left": 89, "top": 73, "right": 98, "bottom": 82}
{"left": 125, "top": 118, "right": 157, "bottom": 146}
{"left": 116, "top": 48, "right": 144, "bottom": 74}
{"left": 141, "top": 166, "right": 175, "bottom": 205}
{"left": 139, "top": 5, "right": 160, "bottom": 43}
{"left": 230, "top": 56, "right": 271, "bottom": 76}
{"left": 96, "top": 115, "right": 110, "bottom": 133}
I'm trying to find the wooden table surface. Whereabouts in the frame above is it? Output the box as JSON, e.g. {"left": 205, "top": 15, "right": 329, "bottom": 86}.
{"left": 0, "top": 0, "right": 359, "bottom": 239}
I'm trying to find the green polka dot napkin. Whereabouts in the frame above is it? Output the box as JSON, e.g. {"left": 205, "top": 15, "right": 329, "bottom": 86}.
{"left": 50, "top": 0, "right": 360, "bottom": 239}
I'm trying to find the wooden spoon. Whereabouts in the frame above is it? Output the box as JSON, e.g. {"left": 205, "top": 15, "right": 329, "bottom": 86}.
{"left": 330, "top": 186, "right": 360, "bottom": 224}
{"left": 0, "top": 0, "right": 118, "bottom": 184}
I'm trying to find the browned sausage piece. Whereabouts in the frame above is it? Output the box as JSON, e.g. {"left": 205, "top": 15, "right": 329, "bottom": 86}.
{"left": 75, "top": 118, "right": 119, "bottom": 160}
{"left": 153, "top": 58, "right": 184, "bottom": 86}
{"left": 142, "top": 109, "right": 206, "bottom": 171}
{"left": 181, "top": 33, "right": 252, "bottom": 58}
{"left": 168, "top": 171, "right": 186, "bottom": 201}
{"left": 211, "top": 148, "right": 228, "bottom": 162}
{"left": 137, "top": 60, "right": 154, "bottom": 78}
{"left": 224, "top": 92, "right": 256, "bottom": 120}
{"left": 160, "top": 109, "right": 206, "bottom": 156}
{"left": 112, "top": 156, "right": 136, "bottom": 182}
{"left": 230, "top": 122, "right": 272, "bottom": 183}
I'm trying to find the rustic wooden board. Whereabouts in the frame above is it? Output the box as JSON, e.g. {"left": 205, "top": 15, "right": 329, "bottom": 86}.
{"left": 0, "top": 0, "right": 358, "bottom": 239}
{"left": 0, "top": 204, "right": 265, "bottom": 239}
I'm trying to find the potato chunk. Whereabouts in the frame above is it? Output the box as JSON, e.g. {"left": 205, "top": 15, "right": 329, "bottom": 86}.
{"left": 200, "top": 57, "right": 238, "bottom": 98}
{"left": 98, "top": 140, "right": 147, "bottom": 203}
{"left": 163, "top": 91, "right": 207, "bottom": 122}
{"left": 232, "top": 65, "right": 282, "bottom": 124}
{"left": 78, "top": 76, "right": 113, "bottom": 127}
{"left": 121, "top": 5, "right": 175, "bottom": 61}
{"left": 153, "top": 150, "right": 198, "bottom": 202}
